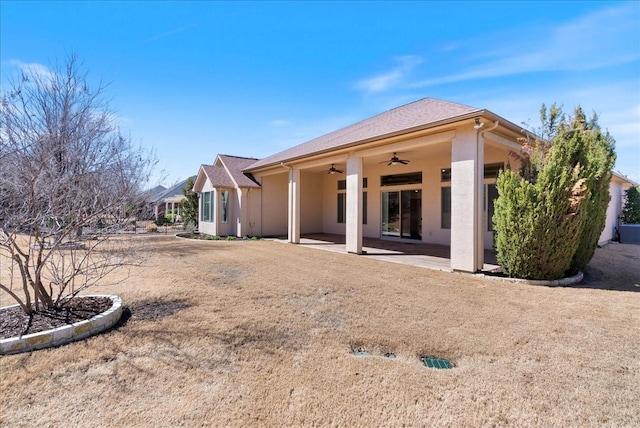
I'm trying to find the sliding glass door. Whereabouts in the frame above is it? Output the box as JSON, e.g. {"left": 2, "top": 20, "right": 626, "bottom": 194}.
{"left": 382, "top": 190, "right": 422, "bottom": 239}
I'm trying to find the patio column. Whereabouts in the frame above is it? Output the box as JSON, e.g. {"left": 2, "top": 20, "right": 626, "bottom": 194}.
{"left": 288, "top": 167, "right": 300, "bottom": 244}
{"left": 236, "top": 188, "right": 248, "bottom": 237}
{"left": 211, "top": 188, "right": 219, "bottom": 236}
{"left": 450, "top": 126, "right": 484, "bottom": 272}
{"left": 345, "top": 154, "right": 363, "bottom": 254}
{"left": 165, "top": 201, "right": 169, "bottom": 217}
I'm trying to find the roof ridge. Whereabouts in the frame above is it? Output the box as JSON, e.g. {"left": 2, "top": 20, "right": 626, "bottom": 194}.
{"left": 219, "top": 154, "right": 260, "bottom": 160}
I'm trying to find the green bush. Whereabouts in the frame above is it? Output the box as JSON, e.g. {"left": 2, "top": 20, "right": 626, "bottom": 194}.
{"left": 493, "top": 105, "right": 615, "bottom": 280}
{"left": 621, "top": 187, "right": 640, "bottom": 224}
{"left": 569, "top": 119, "right": 615, "bottom": 273}
{"left": 154, "top": 216, "right": 172, "bottom": 226}
{"left": 181, "top": 177, "right": 199, "bottom": 229}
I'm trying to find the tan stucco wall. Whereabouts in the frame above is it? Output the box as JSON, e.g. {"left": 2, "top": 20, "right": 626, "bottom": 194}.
{"left": 247, "top": 188, "right": 262, "bottom": 237}
{"left": 259, "top": 172, "right": 288, "bottom": 236}
{"left": 300, "top": 171, "right": 323, "bottom": 233}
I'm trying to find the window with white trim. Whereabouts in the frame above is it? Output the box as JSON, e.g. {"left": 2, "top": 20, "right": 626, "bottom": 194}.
{"left": 221, "top": 190, "right": 229, "bottom": 223}
{"left": 201, "top": 192, "right": 212, "bottom": 222}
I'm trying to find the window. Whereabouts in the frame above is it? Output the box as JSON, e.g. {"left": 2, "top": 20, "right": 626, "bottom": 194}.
{"left": 221, "top": 190, "right": 229, "bottom": 223}
{"left": 338, "top": 193, "right": 347, "bottom": 223}
{"left": 338, "top": 178, "right": 367, "bottom": 189}
{"left": 362, "top": 192, "right": 368, "bottom": 225}
{"left": 382, "top": 190, "right": 422, "bottom": 239}
{"left": 441, "top": 187, "right": 451, "bottom": 229}
{"left": 337, "top": 178, "right": 367, "bottom": 224}
{"left": 441, "top": 168, "right": 451, "bottom": 182}
{"left": 201, "top": 192, "right": 212, "bottom": 222}
{"left": 381, "top": 172, "right": 422, "bottom": 187}
{"left": 484, "top": 163, "right": 504, "bottom": 179}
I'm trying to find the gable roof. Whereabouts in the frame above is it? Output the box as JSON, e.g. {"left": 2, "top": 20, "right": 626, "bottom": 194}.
{"left": 200, "top": 164, "right": 235, "bottom": 188}
{"left": 193, "top": 155, "right": 261, "bottom": 192}
{"left": 218, "top": 155, "right": 260, "bottom": 188}
{"left": 246, "top": 98, "right": 482, "bottom": 171}
{"left": 143, "top": 184, "right": 168, "bottom": 203}
{"left": 159, "top": 177, "right": 195, "bottom": 199}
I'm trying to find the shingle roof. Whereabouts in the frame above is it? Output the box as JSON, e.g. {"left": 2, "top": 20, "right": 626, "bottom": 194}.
{"left": 155, "top": 177, "right": 196, "bottom": 202}
{"left": 218, "top": 155, "right": 261, "bottom": 188}
{"left": 202, "top": 164, "right": 235, "bottom": 188}
{"left": 144, "top": 185, "right": 168, "bottom": 203}
{"left": 246, "top": 98, "right": 481, "bottom": 170}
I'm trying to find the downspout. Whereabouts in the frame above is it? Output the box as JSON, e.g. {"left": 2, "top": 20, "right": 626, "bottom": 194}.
{"left": 475, "top": 120, "right": 499, "bottom": 270}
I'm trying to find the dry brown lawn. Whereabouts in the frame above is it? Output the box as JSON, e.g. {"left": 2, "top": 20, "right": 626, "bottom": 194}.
{"left": 1, "top": 235, "right": 639, "bottom": 427}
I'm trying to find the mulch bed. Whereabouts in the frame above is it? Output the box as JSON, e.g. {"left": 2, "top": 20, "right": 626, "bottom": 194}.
{"left": 0, "top": 296, "right": 112, "bottom": 340}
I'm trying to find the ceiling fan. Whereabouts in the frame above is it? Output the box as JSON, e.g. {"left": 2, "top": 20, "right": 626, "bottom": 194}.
{"left": 327, "top": 164, "right": 343, "bottom": 174}
{"left": 381, "top": 152, "right": 410, "bottom": 166}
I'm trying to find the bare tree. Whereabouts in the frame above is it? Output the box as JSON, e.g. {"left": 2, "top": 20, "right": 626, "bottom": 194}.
{"left": 0, "top": 54, "right": 155, "bottom": 314}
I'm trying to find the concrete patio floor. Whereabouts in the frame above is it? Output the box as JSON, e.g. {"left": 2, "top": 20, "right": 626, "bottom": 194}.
{"left": 275, "top": 233, "right": 500, "bottom": 273}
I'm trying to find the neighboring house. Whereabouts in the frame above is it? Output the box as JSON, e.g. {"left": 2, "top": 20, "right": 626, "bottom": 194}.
{"left": 193, "top": 155, "right": 261, "bottom": 237}
{"left": 142, "top": 184, "right": 167, "bottom": 217}
{"left": 150, "top": 177, "right": 196, "bottom": 221}
{"left": 195, "top": 98, "right": 637, "bottom": 272}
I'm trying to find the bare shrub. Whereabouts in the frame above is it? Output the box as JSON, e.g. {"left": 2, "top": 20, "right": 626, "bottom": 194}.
{"left": 0, "top": 54, "right": 155, "bottom": 314}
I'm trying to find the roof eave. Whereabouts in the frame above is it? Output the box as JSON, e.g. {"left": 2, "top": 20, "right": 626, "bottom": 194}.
{"left": 245, "top": 110, "right": 491, "bottom": 173}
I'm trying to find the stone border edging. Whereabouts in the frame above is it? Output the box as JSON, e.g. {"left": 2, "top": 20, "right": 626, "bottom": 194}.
{"left": 476, "top": 271, "right": 584, "bottom": 286}
{"left": 0, "top": 295, "right": 122, "bottom": 355}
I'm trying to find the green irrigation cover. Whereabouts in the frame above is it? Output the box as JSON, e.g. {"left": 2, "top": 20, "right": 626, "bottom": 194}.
{"left": 422, "top": 357, "right": 453, "bottom": 369}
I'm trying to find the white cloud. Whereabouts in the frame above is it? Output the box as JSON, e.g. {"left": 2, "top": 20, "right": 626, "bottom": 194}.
{"left": 410, "top": 2, "right": 640, "bottom": 88}
{"left": 356, "top": 55, "right": 423, "bottom": 93}
{"left": 9, "top": 60, "right": 54, "bottom": 80}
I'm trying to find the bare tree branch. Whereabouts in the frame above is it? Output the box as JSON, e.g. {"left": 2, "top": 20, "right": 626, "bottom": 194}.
{"left": 0, "top": 54, "right": 156, "bottom": 314}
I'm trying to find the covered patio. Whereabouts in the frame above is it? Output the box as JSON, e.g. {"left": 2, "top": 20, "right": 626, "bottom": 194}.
{"left": 276, "top": 233, "right": 500, "bottom": 273}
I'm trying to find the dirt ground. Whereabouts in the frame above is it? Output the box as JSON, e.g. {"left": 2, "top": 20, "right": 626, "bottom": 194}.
{"left": 1, "top": 235, "right": 638, "bottom": 427}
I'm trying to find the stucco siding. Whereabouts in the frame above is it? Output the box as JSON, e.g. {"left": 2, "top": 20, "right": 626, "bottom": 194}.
{"left": 260, "top": 172, "right": 288, "bottom": 236}
{"left": 300, "top": 172, "right": 323, "bottom": 234}
{"left": 247, "top": 188, "right": 262, "bottom": 237}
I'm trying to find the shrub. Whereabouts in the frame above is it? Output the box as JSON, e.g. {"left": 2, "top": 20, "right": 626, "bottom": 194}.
{"left": 621, "top": 187, "right": 640, "bottom": 224}
{"left": 146, "top": 223, "right": 158, "bottom": 233}
{"left": 569, "top": 118, "right": 615, "bottom": 273}
{"left": 493, "top": 105, "right": 615, "bottom": 280}
{"left": 181, "top": 177, "right": 199, "bottom": 228}
{"left": 154, "top": 216, "right": 172, "bottom": 226}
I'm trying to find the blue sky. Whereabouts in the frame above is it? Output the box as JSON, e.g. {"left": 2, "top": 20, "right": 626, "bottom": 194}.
{"left": 1, "top": 1, "right": 639, "bottom": 186}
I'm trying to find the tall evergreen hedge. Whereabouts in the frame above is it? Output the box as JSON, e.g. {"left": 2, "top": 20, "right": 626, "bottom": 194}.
{"left": 493, "top": 106, "right": 615, "bottom": 280}
{"left": 621, "top": 187, "right": 640, "bottom": 224}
